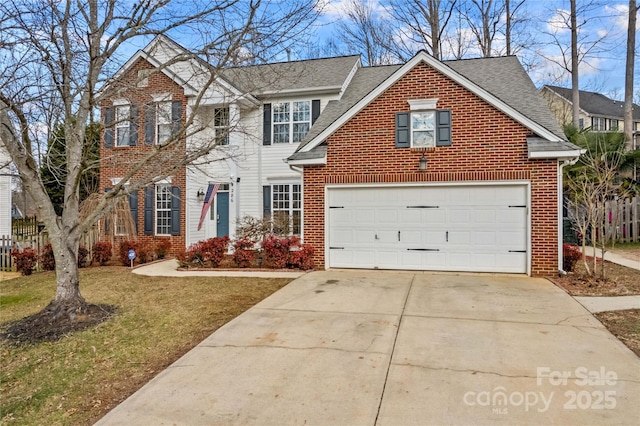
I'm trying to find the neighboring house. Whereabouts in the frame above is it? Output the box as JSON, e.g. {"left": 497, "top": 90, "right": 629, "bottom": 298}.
{"left": 102, "top": 36, "right": 580, "bottom": 275}
{"left": 541, "top": 85, "right": 640, "bottom": 150}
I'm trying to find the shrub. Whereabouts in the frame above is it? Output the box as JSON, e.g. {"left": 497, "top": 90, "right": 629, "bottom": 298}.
{"left": 262, "top": 235, "right": 291, "bottom": 268}
{"left": 137, "top": 241, "right": 154, "bottom": 264}
{"left": 233, "top": 238, "right": 256, "bottom": 268}
{"left": 118, "top": 240, "right": 139, "bottom": 266}
{"left": 77, "top": 245, "right": 89, "bottom": 268}
{"left": 40, "top": 243, "right": 56, "bottom": 271}
{"left": 92, "top": 241, "right": 113, "bottom": 266}
{"left": 563, "top": 243, "right": 582, "bottom": 272}
{"left": 288, "top": 244, "right": 315, "bottom": 270}
{"left": 11, "top": 248, "right": 38, "bottom": 275}
{"left": 155, "top": 239, "right": 172, "bottom": 259}
{"left": 178, "top": 236, "right": 229, "bottom": 268}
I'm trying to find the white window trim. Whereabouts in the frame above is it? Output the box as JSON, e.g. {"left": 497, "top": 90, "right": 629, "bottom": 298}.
{"left": 156, "top": 101, "right": 172, "bottom": 145}
{"left": 155, "top": 183, "right": 172, "bottom": 236}
{"left": 115, "top": 104, "right": 131, "bottom": 147}
{"left": 152, "top": 93, "right": 172, "bottom": 102}
{"left": 272, "top": 100, "right": 311, "bottom": 144}
{"left": 408, "top": 98, "right": 438, "bottom": 111}
{"left": 271, "top": 183, "right": 302, "bottom": 236}
{"left": 214, "top": 107, "right": 230, "bottom": 146}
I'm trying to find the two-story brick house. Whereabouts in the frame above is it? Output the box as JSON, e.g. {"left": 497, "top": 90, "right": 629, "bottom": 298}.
{"left": 101, "top": 36, "right": 580, "bottom": 275}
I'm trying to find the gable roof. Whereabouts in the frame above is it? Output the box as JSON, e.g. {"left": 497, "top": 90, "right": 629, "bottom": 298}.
{"left": 543, "top": 85, "right": 640, "bottom": 120}
{"left": 290, "top": 52, "right": 575, "bottom": 163}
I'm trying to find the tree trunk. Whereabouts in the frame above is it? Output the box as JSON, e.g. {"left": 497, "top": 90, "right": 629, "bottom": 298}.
{"left": 45, "top": 228, "right": 86, "bottom": 319}
{"left": 570, "top": 0, "right": 580, "bottom": 128}
{"left": 505, "top": 0, "right": 511, "bottom": 55}
{"left": 624, "top": 0, "right": 637, "bottom": 150}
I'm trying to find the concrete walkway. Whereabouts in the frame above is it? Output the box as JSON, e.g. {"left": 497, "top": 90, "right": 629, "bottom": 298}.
{"left": 581, "top": 249, "right": 640, "bottom": 271}
{"left": 133, "top": 259, "right": 306, "bottom": 279}
{"left": 96, "top": 271, "right": 640, "bottom": 425}
{"left": 575, "top": 295, "right": 640, "bottom": 313}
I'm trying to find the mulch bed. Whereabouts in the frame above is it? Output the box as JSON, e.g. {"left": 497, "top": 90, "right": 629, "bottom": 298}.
{"left": 0, "top": 304, "right": 117, "bottom": 345}
{"left": 595, "top": 309, "right": 640, "bottom": 357}
{"left": 551, "top": 257, "right": 640, "bottom": 297}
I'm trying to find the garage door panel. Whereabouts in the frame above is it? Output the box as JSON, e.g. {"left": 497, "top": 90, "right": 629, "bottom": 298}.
{"left": 328, "top": 185, "right": 528, "bottom": 273}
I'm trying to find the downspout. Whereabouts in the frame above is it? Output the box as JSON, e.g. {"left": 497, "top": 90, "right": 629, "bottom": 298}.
{"left": 558, "top": 156, "right": 580, "bottom": 275}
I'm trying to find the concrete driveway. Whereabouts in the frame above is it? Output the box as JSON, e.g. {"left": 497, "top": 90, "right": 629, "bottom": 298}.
{"left": 96, "top": 271, "right": 640, "bottom": 425}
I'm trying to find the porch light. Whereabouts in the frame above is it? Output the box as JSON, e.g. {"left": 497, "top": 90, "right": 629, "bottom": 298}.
{"left": 196, "top": 188, "right": 205, "bottom": 202}
{"left": 418, "top": 153, "right": 428, "bottom": 171}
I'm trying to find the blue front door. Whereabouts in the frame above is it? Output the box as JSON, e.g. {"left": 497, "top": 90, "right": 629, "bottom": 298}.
{"left": 216, "top": 191, "right": 229, "bottom": 237}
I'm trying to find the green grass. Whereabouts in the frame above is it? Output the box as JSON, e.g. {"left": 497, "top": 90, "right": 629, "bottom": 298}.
{"left": 609, "top": 241, "right": 640, "bottom": 249}
{"left": 0, "top": 267, "right": 291, "bottom": 425}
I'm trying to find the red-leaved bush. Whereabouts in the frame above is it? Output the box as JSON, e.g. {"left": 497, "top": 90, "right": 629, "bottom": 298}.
{"left": 177, "top": 236, "right": 230, "bottom": 268}
{"left": 155, "top": 239, "right": 172, "bottom": 259}
{"left": 40, "top": 243, "right": 56, "bottom": 271}
{"left": 262, "top": 235, "right": 291, "bottom": 268}
{"left": 233, "top": 238, "right": 256, "bottom": 268}
{"left": 563, "top": 243, "right": 582, "bottom": 272}
{"left": 92, "top": 241, "right": 113, "bottom": 266}
{"left": 11, "top": 248, "right": 38, "bottom": 275}
{"left": 78, "top": 246, "right": 89, "bottom": 268}
{"left": 288, "top": 244, "right": 315, "bottom": 270}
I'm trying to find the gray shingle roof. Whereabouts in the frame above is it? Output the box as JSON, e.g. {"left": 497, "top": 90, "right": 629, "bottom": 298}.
{"left": 291, "top": 55, "right": 573, "bottom": 161}
{"left": 445, "top": 56, "right": 566, "bottom": 139}
{"left": 543, "top": 85, "right": 640, "bottom": 120}
{"left": 527, "top": 136, "right": 583, "bottom": 158}
{"left": 220, "top": 55, "right": 361, "bottom": 95}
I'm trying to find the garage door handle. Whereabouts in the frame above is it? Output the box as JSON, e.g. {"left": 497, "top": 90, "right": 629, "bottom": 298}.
{"left": 446, "top": 231, "right": 448, "bottom": 242}
{"left": 398, "top": 231, "right": 400, "bottom": 241}
{"left": 509, "top": 250, "right": 526, "bottom": 253}
{"left": 407, "top": 248, "right": 440, "bottom": 251}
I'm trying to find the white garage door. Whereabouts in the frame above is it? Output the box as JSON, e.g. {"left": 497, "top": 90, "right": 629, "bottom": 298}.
{"left": 328, "top": 184, "right": 528, "bottom": 273}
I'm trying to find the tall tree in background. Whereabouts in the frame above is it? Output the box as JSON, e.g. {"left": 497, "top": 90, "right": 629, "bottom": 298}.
{"left": 460, "top": 0, "right": 505, "bottom": 57}
{"left": 624, "top": 0, "right": 637, "bottom": 149}
{"left": 335, "top": 0, "right": 397, "bottom": 65}
{"left": 0, "top": 0, "right": 319, "bottom": 320}
{"left": 570, "top": 0, "right": 580, "bottom": 127}
{"left": 390, "top": 0, "right": 457, "bottom": 60}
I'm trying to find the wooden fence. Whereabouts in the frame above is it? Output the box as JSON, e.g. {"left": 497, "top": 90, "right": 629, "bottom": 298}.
{"left": 605, "top": 196, "right": 639, "bottom": 243}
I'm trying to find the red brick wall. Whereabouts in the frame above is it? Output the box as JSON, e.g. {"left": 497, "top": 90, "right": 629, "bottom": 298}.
{"left": 303, "top": 62, "right": 559, "bottom": 276}
{"left": 99, "top": 58, "right": 187, "bottom": 255}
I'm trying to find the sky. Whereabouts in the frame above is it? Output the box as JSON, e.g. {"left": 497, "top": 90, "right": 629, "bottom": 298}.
{"left": 312, "top": 0, "right": 639, "bottom": 101}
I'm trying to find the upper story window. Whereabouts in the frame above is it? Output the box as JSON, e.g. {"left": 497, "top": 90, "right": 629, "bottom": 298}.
{"left": 214, "top": 107, "right": 230, "bottom": 145}
{"left": 579, "top": 118, "right": 584, "bottom": 130}
{"left": 610, "top": 119, "right": 619, "bottom": 131}
{"left": 272, "top": 101, "right": 311, "bottom": 143}
{"left": 115, "top": 105, "right": 131, "bottom": 147}
{"left": 396, "top": 99, "right": 451, "bottom": 148}
{"left": 263, "top": 100, "right": 320, "bottom": 146}
{"left": 592, "top": 117, "right": 606, "bottom": 131}
{"left": 156, "top": 101, "right": 172, "bottom": 145}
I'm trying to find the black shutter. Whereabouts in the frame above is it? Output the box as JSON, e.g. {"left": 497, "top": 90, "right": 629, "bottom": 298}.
{"left": 436, "top": 110, "right": 452, "bottom": 147}
{"left": 104, "top": 187, "right": 112, "bottom": 233}
{"left": 129, "top": 105, "right": 138, "bottom": 146}
{"left": 171, "top": 100, "right": 182, "bottom": 136}
{"left": 104, "top": 107, "right": 114, "bottom": 148}
{"left": 263, "top": 186, "right": 271, "bottom": 218}
{"left": 263, "top": 103, "right": 271, "bottom": 145}
{"left": 144, "top": 103, "right": 155, "bottom": 145}
{"left": 170, "top": 186, "right": 180, "bottom": 236}
{"left": 144, "top": 187, "right": 153, "bottom": 235}
{"left": 312, "top": 99, "right": 321, "bottom": 124}
{"left": 395, "top": 112, "right": 410, "bottom": 148}
{"left": 129, "top": 192, "right": 138, "bottom": 233}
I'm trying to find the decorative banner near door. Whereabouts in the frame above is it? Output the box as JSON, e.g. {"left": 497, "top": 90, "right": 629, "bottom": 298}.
{"left": 198, "top": 183, "right": 220, "bottom": 231}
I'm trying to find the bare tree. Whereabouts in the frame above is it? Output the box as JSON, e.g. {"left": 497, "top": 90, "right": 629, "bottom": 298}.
{"left": 624, "top": 0, "right": 637, "bottom": 148}
{"left": 570, "top": 0, "right": 580, "bottom": 127}
{"left": 390, "top": 0, "right": 457, "bottom": 60}
{"left": 335, "top": 0, "right": 398, "bottom": 65}
{"left": 459, "top": 0, "right": 506, "bottom": 57}
{"left": 0, "top": 0, "right": 319, "bottom": 319}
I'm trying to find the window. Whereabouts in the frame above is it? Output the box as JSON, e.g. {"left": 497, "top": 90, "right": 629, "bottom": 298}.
{"left": 271, "top": 184, "right": 301, "bottom": 236}
{"left": 610, "top": 119, "right": 619, "bottom": 131}
{"left": 156, "top": 184, "right": 172, "bottom": 235}
{"left": 411, "top": 111, "right": 436, "bottom": 147}
{"left": 115, "top": 105, "right": 130, "bottom": 147}
{"left": 156, "top": 101, "right": 172, "bottom": 145}
{"left": 273, "top": 101, "right": 311, "bottom": 144}
{"left": 214, "top": 107, "right": 229, "bottom": 145}
{"left": 578, "top": 118, "right": 584, "bottom": 130}
{"left": 592, "top": 117, "right": 606, "bottom": 131}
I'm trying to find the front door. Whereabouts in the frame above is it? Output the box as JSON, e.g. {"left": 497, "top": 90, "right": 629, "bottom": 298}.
{"left": 216, "top": 190, "right": 229, "bottom": 237}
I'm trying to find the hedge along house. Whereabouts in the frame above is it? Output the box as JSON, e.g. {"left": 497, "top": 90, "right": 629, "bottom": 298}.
{"left": 288, "top": 51, "right": 582, "bottom": 276}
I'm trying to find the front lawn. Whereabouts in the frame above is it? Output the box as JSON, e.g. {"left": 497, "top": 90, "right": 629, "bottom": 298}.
{"left": 0, "top": 267, "right": 291, "bottom": 425}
